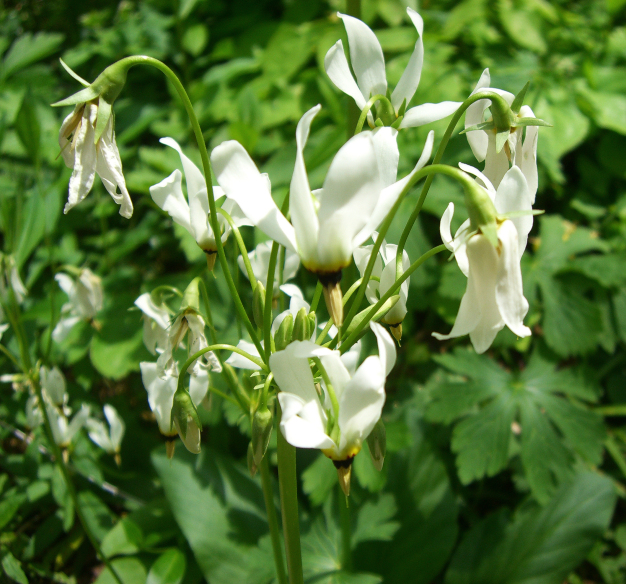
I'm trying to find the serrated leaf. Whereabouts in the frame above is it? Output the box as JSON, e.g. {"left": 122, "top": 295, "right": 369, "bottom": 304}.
{"left": 352, "top": 494, "right": 399, "bottom": 545}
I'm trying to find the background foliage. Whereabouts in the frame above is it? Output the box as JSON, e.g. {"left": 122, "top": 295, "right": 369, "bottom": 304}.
{"left": 1, "top": 0, "right": 626, "bottom": 582}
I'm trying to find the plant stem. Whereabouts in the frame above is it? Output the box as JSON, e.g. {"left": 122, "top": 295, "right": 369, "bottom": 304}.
{"left": 261, "top": 457, "right": 288, "bottom": 584}
{"left": 264, "top": 241, "right": 280, "bottom": 362}
{"left": 338, "top": 485, "right": 352, "bottom": 571}
{"left": 277, "top": 404, "right": 304, "bottom": 584}
{"left": 217, "top": 207, "right": 256, "bottom": 288}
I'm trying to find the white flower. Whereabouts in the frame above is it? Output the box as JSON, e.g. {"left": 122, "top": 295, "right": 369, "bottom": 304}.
{"left": 211, "top": 105, "right": 433, "bottom": 275}
{"left": 134, "top": 293, "right": 170, "bottom": 355}
{"left": 140, "top": 361, "right": 208, "bottom": 453}
{"left": 59, "top": 103, "right": 133, "bottom": 218}
{"left": 353, "top": 237, "right": 410, "bottom": 327}
{"left": 149, "top": 138, "right": 251, "bottom": 263}
{"left": 433, "top": 166, "right": 533, "bottom": 353}
{"left": 53, "top": 268, "right": 103, "bottom": 342}
{"left": 466, "top": 69, "right": 539, "bottom": 203}
{"left": 156, "top": 310, "right": 221, "bottom": 377}
{"left": 325, "top": 9, "right": 461, "bottom": 129}
{"left": 47, "top": 403, "right": 91, "bottom": 448}
{"left": 86, "top": 405, "right": 125, "bottom": 455}
{"left": 270, "top": 322, "right": 395, "bottom": 465}
{"left": 238, "top": 241, "right": 300, "bottom": 292}
{"left": 0, "top": 254, "right": 27, "bottom": 305}
{"left": 40, "top": 366, "right": 67, "bottom": 407}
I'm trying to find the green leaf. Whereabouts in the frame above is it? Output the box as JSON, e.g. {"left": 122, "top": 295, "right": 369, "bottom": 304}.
{"left": 352, "top": 494, "right": 399, "bottom": 545}
{"left": 146, "top": 549, "right": 186, "bottom": 584}
{"left": 1, "top": 32, "right": 64, "bottom": 80}
{"left": 14, "top": 92, "right": 40, "bottom": 165}
{"left": 1, "top": 552, "right": 29, "bottom": 584}
{"left": 497, "top": 0, "right": 546, "bottom": 53}
{"left": 302, "top": 453, "right": 337, "bottom": 506}
{"left": 95, "top": 557, "right": 148, "bottom": 584}
{"left": 578, "top": 87, "right": 626, "bottom": 135}
{"left": 77, "top": 491, "right": 116, "bottom": 542}
{"left": 181, "top": 24, "right": 209, "bottom": 57}
{"left": 0, "top": 492, "right": 26, "bottom": 531}
{"left": 445, "top": 472, "right": 616, "bottom": 584}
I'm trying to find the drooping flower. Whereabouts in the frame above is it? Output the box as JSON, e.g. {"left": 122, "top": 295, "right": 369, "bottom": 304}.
{"left": 134, "top": 293, "right": 171, "bottom": 356}
{"left": 59, "top": 102, "right": 133, "bottom": 218}
{"left": 270, "top": 322, "right": 396, "bottom": 495}
{"left": 433, "top": 165, "right": 533, "bottom": 353}
{"left": 238, "top": 241, "right": 300, "bottom": 293}
{"left": 140, "top": 361, "right": 209, "bottom": 455}
{"left": 466, "top": 69, "right": 540, "bottom": 203}
{"left": 53, "top": 268, "right": 103, "bottom": 342}
{"left": 325, "top": 9, "right": 461, "bottom": 129}
{"left": 150, "top": 138, "right": 251, "bottom": 269}
{"left": 86, "top": 405, "right": 125, "bottom": 463}
{"left": 47, "top": 403, "right": 91, "bottom": 448}
{"left": 211, "top": 104, "right": 434, "bottom": 325}
{"left": 353, "top": 236, "right": 410, "bottom": 341}
{"left": 40, "top": 365, "right": 67, "bottom": 407}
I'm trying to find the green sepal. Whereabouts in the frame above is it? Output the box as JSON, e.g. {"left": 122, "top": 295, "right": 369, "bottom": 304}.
{"left": 511, "top": 81, "right": 530, "bottom": 114}
{"left": 483, "top": 91, "right": 515, "bottom": 133}
{"left": 396, "top": 98, "right": 407, "bottom": 118}
{"left": 180, "top": 277, "right": 202, "bottom": 312}
{"left": 251, "top": 406, "right": 273, "bottom": 466}
{"left": 375, "top": 117, "right": 384, "bottom": 127}
{"left": 59, "top": 58, "right": 90, "bottom": 87}
{"left": 94, "top": 97, "right": 112, "bottom": 144}
{"left": 292, "top": 307, "right": 309, "bottom": 342}
{"left": 460, "top": 120, "right": 495, "bottom": 134}
{"left": 481, "top": 222, "right": 499, "bottom": 248}
{"left": 512, "top": 117, "right": 552, "bottom": 128}
{"left": 499, "top": 209, "right": 545, "bottom": 220}
{"left": 171, "top": 388, "right": 202, "bottom": 437}
{"left": 344, "top": 295, "right": 400, "bottom": 340}
{"left": 252, "top": 282, "right": 266, "bottom": 329}
{"left": 307, "top": 311, "right": 316, "bottom": 338}
{"left": 274, "top": 313, "right": 294, "bottom": 351}
{"left": 390, "top": 115, "right": 404, "bottom": 129}
{"left": 52, "top": 85, "right": 99, "bottom": 107}
{"left": 495, "top": 129, "right": 510, "bottom": 153}
{"left": 247, "top": 442, "right": 258, "bottom": 477}
{"left": 464, "top": 180, "right": 498, "bottom": 248}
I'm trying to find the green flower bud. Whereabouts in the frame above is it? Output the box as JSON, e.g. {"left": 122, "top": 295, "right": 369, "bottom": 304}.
{"left": 247, "top": 442, "right": 258, "bottom": 477}
{"left": 464, "top": 180, "right": 498, "bottom": 248}
{"left": 274, "top": 313, "right": 294, "bottom": 351}
{"left": 292, "top": 307, "right": 309, "bottom": 342}
{"left": 180, "top": 277, "right": 202, "bottom": 312}
{"left": 253, "top": 282, "right": 266, "bottom": 329}
{"left": 251, "top": 406, "right": 273, "bottom": 466}
{"left": 367, "top": 419, "right": 386, "bottom": 472}
{"left": 171, "top": 388, "right": 202, "bottom": 454}
{"left": 307, "top": 311, "right": 316, "bottom": 338}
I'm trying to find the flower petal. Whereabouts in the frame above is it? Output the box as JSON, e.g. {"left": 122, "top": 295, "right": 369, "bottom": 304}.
{"left": 189, "top": 367, "right": 210, "bottom": 405}
{"left": 495, "top": 220, "right": 531, "bottom": 339}
{"left": 271, "top": 341, "right": 326, "bottom": 403}
{"left": 134, "top": 293, "right": 171, "bottom": 330}
{"left": 519, "top": 105, "right": 539, "bottom": 204}
{"left": 160, "top": 137, "right": 206, "bottom": 202}
{"left": 324, "top": 40, "right": 367, "bottom": 110}
{"left": 494, "top": 166, "right": 532, "bottom": 257}
{"left": 465, "top": 68, "right": 491, "bottom": 162}
{"left": 371, "top": 321, "right": 396, "bottom": 376}
{"left": 96, "top": 121, "right": 133, "bottom": 218}
{"left": 338, "top": 12, "right": 387, "bottom": 101}
{"left": 290, "top": 105, "right": 321, "bottom": 265}
{"left": 482, "top": 132, "right": 510, "bottom": 191}
{"left": 320, "top": 351, "right": 351, "bottom": 400}
{"left": 150, "top": 170, "right": 193, "bottom": 233}
{"left": 104, "top": 405, "right": 125, "bottom": 450}
{"left": 458, "top": 162, "right": 497, "bottom": 201}
{"left": 400, "top": 101, "right": 461, "bottom": 128}
{"left": 141, "top": 362, "right": 177, "bottom": 435}
{"left": 372, "top": 127, "right": 399, "bottom": 187}
{"left": 225, "top": 340, "right": 262, "bottom": 370}
{"left": 391, "top": 8, "right": 424, "bottom": 111}
{"left": 278, "top": 393, "right": 335, "bottom": 450}
{"left": 211, "top": 141, "right": 298, "bottom": 252}
{"left": 440, "top": 203, "right": 455, "bottom": 251}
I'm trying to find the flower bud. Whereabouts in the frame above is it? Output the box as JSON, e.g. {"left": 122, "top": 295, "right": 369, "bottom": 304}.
{"left": 251, "top": 406, "right": 273, "bottom": 466}
{"left": 464, "top": 180, "right": 498, "bottom": 248}
{"left": 180, "top": 277, "right": 202, "bottom": 312}
{"left": 274, "top": 313, "right": 294, "bottom": 351}
{"left": 253, "top": 282, "right": 266, "bottom": 329}
{"left": 171, "top": 388, "right": 202, "bottom": 454}
{"left": 367, "top": 419, "right": 386, "bottom": 471}
{"left": 247, "top": 442, "right": 258, "bottom": 477}
{"left": 292, "top": 307, "right": 309, "bottom": 342}
{"left": 307, "top": 311, "right": 316, "bottom": 337}
{"left": 320, "top": 272, "right": 343, "bottom": 327}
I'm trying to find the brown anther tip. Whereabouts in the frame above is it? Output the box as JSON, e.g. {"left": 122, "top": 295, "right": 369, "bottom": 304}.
{"left": 205, "top": 250, "right": 217, "bottom": 271}
{"left": 390, "top": 323, "right": 402, "bottom": 344}
{"left": 322, "top": 280, "right": 343, "bottom": 328}
{"left": 336, "top": 465, "right": 352, "bottom": 497}
{"left": 165, "top": 438, "right": 176, "bottom": 460}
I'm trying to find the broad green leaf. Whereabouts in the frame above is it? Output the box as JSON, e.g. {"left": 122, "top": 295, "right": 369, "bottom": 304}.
{"left": 77, "top": 491, "right": 116, "bottom": 542}
{"left": 352, "top": 444, "right": 387, "bottom": 492}
{"left": 445, "top": 472, "right": 617, "bottom": 584}
{"left": 14, "top": 93, "right": 40, "bottom": 164}
{"left": 578, "top": 87, "right": 626, "bottom": 135}
{"left": 0, "top": 492, "right": 26, "bottom": 531}
{"left": 181, "top": 24, "right": 208, "bottom": 57}
{"left": 497, "top": 0, "right": 546, "bottom": 53}
{"left": 1, "top": 552, "right": 28, "bottom": 584}
{"left": 303, "top": 452, "right": 339, "bottom": 506}
{"left": 95, "top": 557, "right": 149, "bottom": 584}
{"left": 146, "top": 549, "right": 186, "bottom": 584}
{"left": 1, "top": 32, "right": 64, "bottom": 80}
{"left": 352, "top": 494, "right": 399, "bottom": 545}
{"left": 567, "top": 253, "right": 626, "bottom": 288}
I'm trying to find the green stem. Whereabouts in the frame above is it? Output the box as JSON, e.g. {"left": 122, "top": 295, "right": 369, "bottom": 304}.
{"left": 260, "top": 373, "right": 273, "bottom": 411}
{"left": 354, "top": 94, "right": 395, "bottom": 134}
{"left": 217, "top": 207, "right": 257, "bottom": 289}
{"left": 260, "top": 457, "right": 288, "bottom": 584}
{"left": 207, "top": 385, "right": 239, "bottom": 407}
{"left": 0, "top": 343, "right": 20, "bottom": 369}
{"left": 340, "top": 244, "right": 447, "bottom": 352}
{"left": 277, "top": 404, "right": 304, "bottom": 584}
{"left": 338, "top": 485, "right": 352, "bottom": 571}
{"left": 278, "top": 246, "right": 286, "bottom": 312}
{"left": 310, "top": 282, "right": 323, "bottom": 313}
{"left": 264, "top": 241, "right": 280, "bottom": 362}
{"left": 123, "top": 55, "right": 264, "bottom": 360}
{"left": 395, "top": 89, "right": 513, "bottom": 279}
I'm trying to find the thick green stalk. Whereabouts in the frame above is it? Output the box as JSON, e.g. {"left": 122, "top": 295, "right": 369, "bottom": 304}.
{"left": 260, "top": 457, "right": 288, "bottom": 584}
{"left": 339, "top": 486, "right": 352, "bottom": 571}
{"left": 277, "top": 404, "right": 304, "bottom": 584}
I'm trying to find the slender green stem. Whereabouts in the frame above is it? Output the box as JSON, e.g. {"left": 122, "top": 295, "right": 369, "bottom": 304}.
{"left": 123, "top": 55, "right": 263, "bottom": 360}
{"left": 395, "top": 89, "right": 513, "bottom": 279}
{"left": 340, "top": 244, "right": 447, "bottom": 352}
{"left": 260, "top": 373, "right": 273, "bottom": 411}
{"left": 263, "top": 241, "right": 280, "bottom": 362}
{"left": 354, "top": 94, "right": 395, "bottom": 134}
{"left": 217, "top": 207, "right": 257, "bottom": 289}
{"left": 338, "top": 485, "right": 352, "bottom": 571}
{"left": 310, "top": 282, "right": 323, "bottom": 313}
{"left": 260, "top": 457, "right": 289, "bottom": 584}
{"left": 278, "top": 246, "right": 286, "bottom": 312}
{"left": 277, "top": 404, "right": 304, "bottom": 584}
{"left": 0, "top": 343, "right": 20, "bottom": 369}
{"left": 207, "top": 385, "right": 239, "bottom": 407}
{"left": 342, "top": 165, "right": 471, "bottom": 336}
{"left": 313, "top": 358, "right": 339, "bottom": 420}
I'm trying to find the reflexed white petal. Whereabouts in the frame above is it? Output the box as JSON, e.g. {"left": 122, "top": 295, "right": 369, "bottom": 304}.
{"left": 270, "top": 342, "right": 320, "bottom": 404}
{"left": 378, "top": 248, "right": 409, "bottom": 324}
{"left": 482, "top": 132, "right": 510, "bottom": 190}
{"left": 226, "top": 340, "right": 262, "bottom": 371}
{"left": 278, "top": 393, "right": 335, "bottom": 450}
{"left": 338, "top": 13, "right": 387, "bottom": 100}
{"left": 324, "top": 40, "right": 367, "bottom": 111}
{"left": 353, "top": 244, "right": 382, "bottom": 305}
{"left": 66, "top": 404, "right": 90, "bottom": 443}
{"left": 149, "top": 170, "right": 192, "bottom": 233}
{"left": 135, "top": 293, "right": 171, "bottom": 330}
{"left": 290, "top": 105, "right": 321, "bottom": 265}
{"left": 399, "top": 101, "right": 461, "bottom": 128}
{"left": 340, "top": 340, "right": 361, "bottom": 377}
{"left": 104, "top": 404, "right": 125, "bottom": 449}
{"left": 371, "top": 127, "right": 399, "bottom": 187}
{"left": 160, "top": 137, "right": 206, "bottom": 203}
{"left": 96, "top": 122, "right": 133, "bottom": 219}
{"left": 59, "top": 106, "right": 82, "bottom": 168}
{"left": 440, "top": 203, "right": 455, "bottom": 251}
{"left": 391, "top": 8, "right": 424, "bottom": 111}
{"left": 52, "top": 315, "right": 81, "bottom": 343}
{"left": 337, "top": 355, "right": 385, "bottom": 453}
{"left": 65, "top": 104, "right": 98, "bottom": 214}
{"left": 465, "top": 68, "right": 491, "bottom": 162}
{"left": 353, "top": 131, "right": 433, "bottom": 248}
{"left": 317, "top": 132, "right": 383, "bottom": 268}
{"left": 458, "top": 162, "right": 497, "bottom": 201}
{"left": 519, "top": 106, "right": 539, "bottom": 204}
{"left": 189, "top": 367, "right": 210, "bottom": 405}
{"left": 211, "top": 141, "right": 297, "bottom": 251}
{"left": 188, "top": 187, "right": 213, "bottom": 249}
{"left": 495, "top": 220, "right": 531, "bottom": 339}
{"left": 141, "top": 361, "right": 177, "bottom": 435}
{"left": 494, "top": 166, "right": 532, "bottom": 257}
{"left": 371, "top": 322, "right": 396, "bottom": 376}
{"left": 320, "top": 352, "right": 351, "bottom": 400}
{"left": 86, "top": 419, "right": 112, "bottom": 452}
